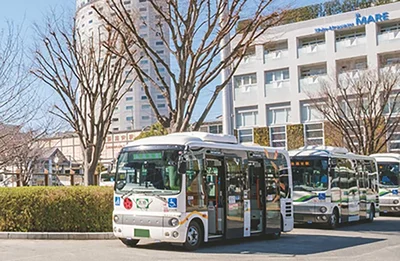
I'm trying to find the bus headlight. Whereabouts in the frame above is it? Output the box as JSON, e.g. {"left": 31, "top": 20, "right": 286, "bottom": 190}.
{"left": 169, "top": 218, "right": 179, "bottom": 227}
{"left": 114, "top": 215, "right": 120, "bottom": 223}
{"left": 320, "top": 206, "right": 328, "bottom": 213}
{"left": 394, "top": 199, "right": 399, "bottom": 205}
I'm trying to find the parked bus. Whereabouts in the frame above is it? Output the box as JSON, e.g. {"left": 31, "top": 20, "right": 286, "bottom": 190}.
{"left": 99, "top": 170, "right": 115, "bottom": 187}
{"left": 289, "top": 146, "right": 379, "bottom": 229}
{"left": 112, "top": 132, "right": 293, "bottom": 250}
{"left": 370, "top": 153, "right": 400, "bottom": 214}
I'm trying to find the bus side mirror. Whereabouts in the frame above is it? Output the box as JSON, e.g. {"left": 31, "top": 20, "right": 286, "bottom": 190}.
{"left": 330, "top": 159, "right": 337, "bottom": 168}
{"left": 178, "top": 162, "right": 187, "bottom": 174}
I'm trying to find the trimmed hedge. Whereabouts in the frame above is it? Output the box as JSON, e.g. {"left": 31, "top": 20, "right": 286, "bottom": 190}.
{"left": 0, "top": 186, "right": 113, "bottom": 232}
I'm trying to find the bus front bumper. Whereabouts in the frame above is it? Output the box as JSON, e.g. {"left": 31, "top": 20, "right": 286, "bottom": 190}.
{"left": 113, "top": 223, "right": 187, "bottom": 243}
{"left": 294, "top": 213, "right": 330, "bottom": 224}
{"left": 380, "top": 204, "right": 400, "bottom": 213}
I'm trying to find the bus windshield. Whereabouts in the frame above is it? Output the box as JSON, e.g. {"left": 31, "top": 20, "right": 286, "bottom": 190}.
{"left": 291, "top": 158, "right": 329, "bottom": 191}
{"left": 115, "top": 149, "right": 182, "bottom": 195}
{"left": 378, "top": 162, "right": 400, "bottom": 187}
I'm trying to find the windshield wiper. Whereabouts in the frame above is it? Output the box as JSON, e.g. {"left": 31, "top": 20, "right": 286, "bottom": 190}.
{"left": 122, "top": 188, "right": 137, "bottom": 199}
{"left": 141, "top": 191, "right": 168, "bottom": 203}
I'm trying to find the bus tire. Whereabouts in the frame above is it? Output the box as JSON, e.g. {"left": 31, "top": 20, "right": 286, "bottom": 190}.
{"left": 367, "top": 204, "right": 375, "bottom": 223}
{"left": 183, "top": 221, "right": 203, "bottom": 251}
{"left": 328, "top": 209, "right": 339, "bottom": 229}
{"left": 119, "top": 238, "right": 139, "bottom": 247}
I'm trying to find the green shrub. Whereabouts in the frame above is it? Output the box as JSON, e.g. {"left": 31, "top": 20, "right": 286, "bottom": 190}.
{"left": 0, "top": 186, "right": 113, "bottom": 232}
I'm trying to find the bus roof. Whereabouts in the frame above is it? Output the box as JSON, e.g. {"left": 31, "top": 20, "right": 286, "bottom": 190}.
{"left": 123, "top": 132, "right": 288, "bottom": 155}
{"left": 289, "top": 146, "right": 373, "bottom": 160}
{"left": 370, "top": 153, "right": 400, "bottom": 163}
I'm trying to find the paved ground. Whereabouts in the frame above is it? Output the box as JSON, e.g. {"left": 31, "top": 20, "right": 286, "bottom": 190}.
{"left": 0, "top": 216, "right": 399, "bottom": 261}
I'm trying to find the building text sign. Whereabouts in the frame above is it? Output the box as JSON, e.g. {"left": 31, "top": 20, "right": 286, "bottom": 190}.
{"left": 315, "top": 12, "right": 390, "bottom": 33}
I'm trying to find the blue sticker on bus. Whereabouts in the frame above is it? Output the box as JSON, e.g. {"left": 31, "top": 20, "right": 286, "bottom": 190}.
{"left": 115, "top": 197, "right": 121, "bottom": 206}
{"left": 318, "top": 193, "right": 326, "bottom": 200}
{"left": 393, "top": 189, "right": 399, "bottom": 195}
{"left": 168, "top": 198, "right": 177, "bottom": 208}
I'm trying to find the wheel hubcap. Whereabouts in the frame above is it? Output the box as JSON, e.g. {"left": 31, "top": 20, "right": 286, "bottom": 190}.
{"left": 187, "top": 226, "right": 199, "bottom": 246}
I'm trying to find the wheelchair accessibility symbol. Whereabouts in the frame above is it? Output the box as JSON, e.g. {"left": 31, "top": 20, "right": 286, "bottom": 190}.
{"left": 168, "top": 198, "right": 177, "bottom": 208}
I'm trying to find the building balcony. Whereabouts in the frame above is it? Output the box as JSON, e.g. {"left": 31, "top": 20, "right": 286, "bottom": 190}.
{"left": 299, "top": 75, "right": 328, "bottom": 93}
{"left": 298, "top": 44, "right": 326, "bottom": 58}
{"left": 265, "top": 80, "right": 290, "bottom": 90}
{"left": 378, "top": 31, "right": 400, "bottom": 45}
{"left": 336, "top": 36, "right": 366, "bottom": 52}
{"left": 234, "top": 85, "right": 258, "bottom": 105}
{"left": 264, "top": 50, "right": 289, "bottom": 63}
{"left": 338, "top": 69, "right": 365, "bottom": 87}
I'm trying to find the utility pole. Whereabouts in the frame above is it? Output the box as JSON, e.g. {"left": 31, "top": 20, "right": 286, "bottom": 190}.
{"left": 221, "top": 0, "right": 234, "bottom": 135}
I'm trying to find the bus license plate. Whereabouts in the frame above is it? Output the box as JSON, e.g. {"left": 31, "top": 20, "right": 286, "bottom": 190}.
{"left": 134, "top": 229, "right": 150, "bottom": 238}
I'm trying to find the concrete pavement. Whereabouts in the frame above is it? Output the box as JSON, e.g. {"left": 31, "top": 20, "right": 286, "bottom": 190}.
{"left": 0, "top": 216, "right": 399, "bottom": 261}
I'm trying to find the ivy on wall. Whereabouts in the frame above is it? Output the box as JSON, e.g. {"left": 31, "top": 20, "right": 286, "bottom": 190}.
{"left": 253, "top": 127, "right": 270, "bottom": 146}
{"left": 287, "top": 124, "right": 305, "bottom": 150}
{"left": 324, "top": 122, "right": 345, "bottom": 147}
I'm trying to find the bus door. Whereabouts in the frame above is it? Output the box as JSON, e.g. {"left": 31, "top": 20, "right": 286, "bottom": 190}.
{"left": 225, "top": 156, "right": 245, "bottom": 239}
{"left": 348, "top": 166, "right": 360, "bottom": 222}
{"left": 264, "top": 158, "right": 281, "bottom": 235}
{"left": 248, "top": 159, "right": 265, "bottom": 234}
{"left": 205, "top": 157, "right": 225, "bottom": 237}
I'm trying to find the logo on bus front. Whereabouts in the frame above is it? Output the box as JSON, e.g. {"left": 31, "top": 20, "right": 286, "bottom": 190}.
{"left": 393, "top": 189, "right": 399, "bottom": 195}
{"left": 135, "top": 198, "right": 153, "bottom": 210}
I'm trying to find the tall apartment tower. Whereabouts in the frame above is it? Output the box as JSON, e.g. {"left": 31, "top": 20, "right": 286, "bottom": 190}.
{"left": 76, "top": 0, "right": 170, "bottom": 131}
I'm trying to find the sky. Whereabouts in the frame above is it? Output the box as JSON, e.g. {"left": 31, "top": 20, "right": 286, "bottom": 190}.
{"left": 0, "top": 0, "right": 328, "bottom": 123}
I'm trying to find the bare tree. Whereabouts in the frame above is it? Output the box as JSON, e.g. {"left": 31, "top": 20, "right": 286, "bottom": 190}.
{"left": 93, "top": 0, "right": 287, "bottom": 132}
{"left": 307, "top": 67, "right": 400, "bottom": 155}
{"left": 32, "top": 17, "right": 135, "bottom": 185}
{"left": 0, "top": 22, "right": 46, "bottom": 170}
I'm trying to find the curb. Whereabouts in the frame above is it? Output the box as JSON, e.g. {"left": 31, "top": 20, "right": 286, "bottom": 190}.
{"left": 0, "top": 232, "right": 116, "bottom": 240}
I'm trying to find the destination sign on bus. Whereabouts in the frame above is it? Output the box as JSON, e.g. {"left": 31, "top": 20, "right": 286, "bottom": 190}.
{"left": 291, "top": 161, "right": 310, "bottom": 166}
{"left": 132, "top": 152, "right": 163, "bottom": 160}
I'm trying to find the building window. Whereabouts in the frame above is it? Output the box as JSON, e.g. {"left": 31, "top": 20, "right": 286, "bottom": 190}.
{"left": 124, "top": 0, "right": 131, "bottom": 4}
{"left": 270, "top": 126, "right": 286, "bottom": 148}
{"left": 265, "top": 68, "right": 290, "bottom": 88}
{"left": 157, "top": 104, "right": 166, "bottom": 108}
{"left": 209, "top": 125, "right": 223, "bottom": 134}
{"left": 157, "top": 95, "right": 164, "bottom": 99}
{"left": 139, "top": 7, "right": 147, "bottom": 11}
{"left": 142, "top": 104, "right": 151, "bottom": 109}
{"left": 141, "top": 96, "right": 148, "bottom": 100}
{"left": 267, "top": 104, "right": 291, "bottom": 126}
{"left": 88, "top": 20, "right": 93, "bottom": 24}
{"left": 304, "top": 123, "right": 324, "bottom": 146}
{"left": 142, "top": 116, "right": 150, "bottom": 120}
{"left": 301, "top": 103, "right": 324, "bottom": 122}
{"left": 139, "top": 24, "right": 147, "bottom": 29}
{"left": 236, "top": 109, "right": 258, "bottom": 128}
{"left": 234, "top": 73, "right": 257, "bottom": 91}
{"left": 140, "top": 60, "right": 148, "bottom": 65}
{"left": 238, "top": 129, "right": 253, "bottom": 143}
{"left": 126, "top": 97, "right": 133, "bottom": 101}
{"left": 126, "top": 116, "right": 133, "bottom": 121}
{"left": 113, "top": 128, "right": 119, "bottom": 131}
{"left": 126, "top": 105, "right": 133, "bottom": 110}
{"left": 156, "top": 50, "right": 164, "bottom": 54}
{"left": 155, "top": 41, "right": 163, "bottom": 46}
{"left": 112, "top": 118, "right": 119, "bottom": 122}
{"left": 384, "top": 96, "right": 400, "bottom": 115}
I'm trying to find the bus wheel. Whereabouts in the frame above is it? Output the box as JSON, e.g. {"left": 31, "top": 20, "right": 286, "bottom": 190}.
{"left": 368, "top": 205, "right": 375, "bottom": 222}
{"left": 183, "top": 221, "right": 202, "bottom": 251}
{"left": 328, "top": 209, "right": 339, "bottom": 229}
{"left": 119, "top": 238, "right": 139, "bottom": 247}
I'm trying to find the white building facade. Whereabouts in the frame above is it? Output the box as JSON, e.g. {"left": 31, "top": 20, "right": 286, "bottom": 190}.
{"left": 233, "top": 2, "right": 400, "bottom": 152}
{"left": 76, "top": 0, "right": 170, "bottom": 131}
